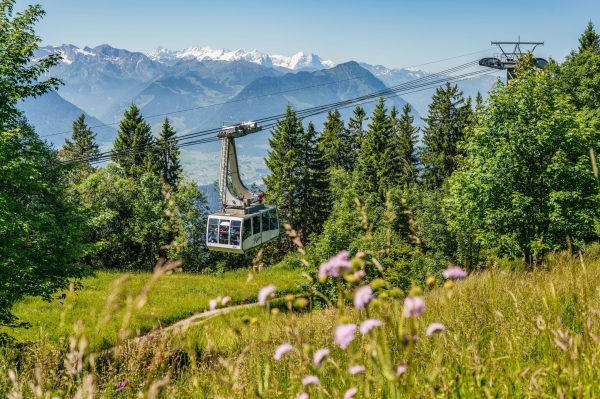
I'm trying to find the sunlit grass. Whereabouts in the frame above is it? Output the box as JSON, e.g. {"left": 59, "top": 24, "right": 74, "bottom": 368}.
{"left": 1, "top": 264, "right": 304, "bottom": 351}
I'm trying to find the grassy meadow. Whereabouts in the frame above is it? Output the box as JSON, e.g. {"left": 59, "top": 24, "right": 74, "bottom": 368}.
{"left": 3, "top": 248, "right": 600, "bottom": 397}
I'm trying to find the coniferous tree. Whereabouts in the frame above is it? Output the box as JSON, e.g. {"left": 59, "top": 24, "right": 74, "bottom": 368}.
{"left": 346, "top": 106, "right": 367, "bottom": 168}
{"left": 156, "top": 118, "right": 182, "bottom": 187}
{"left": 420, "top": 83, "right": 470, "bottom": 188}
{"left": 475, "top": 92, "right": 484, "bottom": 115}
{"left": 319, "top": 110, "right": 352, "bottom": 171}
{"left": 297, "top": 122, "right": 330, "bottom": 238}
{"left": 396, "top": 103, "right": 419, "bottom": 185}
{"left": 357, "top": 97, "right": 392, "bottom": 197}
{"left": 380, "top": 106, "right": 403, "bottom": 191}
{"left": 112, "top": 104, "right": 156, "bottom": 179}
{"left": 579, "top": 21, "right": 600, "bottom": 53}
{"left": 60, "top": 114, "right": 99, "bottom": 170}
{"left": 264, "top": 106, "right": 304, "bottom": 233}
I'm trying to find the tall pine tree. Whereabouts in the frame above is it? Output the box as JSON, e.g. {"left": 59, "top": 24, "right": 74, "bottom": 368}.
{"left": 346, "top": 106, "right": 367, "bottom": 169}
{"left": 396, "top": 103, "right": 419, "bottom": 186}
{"left": 264, "top": 106, "right": 304, "bottom": 234}
{"left": 297, "top": 122, "right": 330, "bottom": 238}
{"left": 356, "top": 97, "right": 392, "bottom": 198}
{"left": 420, "top": 83, "right": 471, "bottom": 188}
{"left": 319, "top": 110, "right": 352, "bottom": 172}
{"left": 60, "top": 114, "right": 99, "bottom": 170}
{"left": 579, "top": 21, "right": 600, "bottom": 53}
{"left": 156, "top": 118, "right": 182, "bottom": 188}
{"left": 112, "top": 104, "right": 156, "bottom": 179}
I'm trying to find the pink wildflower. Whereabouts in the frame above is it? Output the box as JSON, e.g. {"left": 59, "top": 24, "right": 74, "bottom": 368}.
{"left": 335, "top": 323, "right": 357, "bottom": 349}
{"left": 353, "top": 285, "right": 374, "bottom": 309}
{"left": 258, "top": 285, "right": 276, "bottom": 305}
{"left": 209, "top": 299, "right": 217, "bottom": 311}
{"left": 274, "top": 343, "right": 293, "bottom": 360}
{"left": 221, "top": 296, "right": 232, "bottom": 306}
{"left": 403, "top": 296, "right": 425, "bottom": 317}
{"left": 115, "top": 379, "right": 128, "bottom": 392}
{"left": 442, "top": 264, "right": 467, "bottom": 280}
{"left": 313, "top": 348, "right": 330, "bottom": 368}
{"left": 359, "top": 319, "right": 382, "bottom": 335}
{"left": 344, "top": 387, "right": 358, "bottom": 399}
{"left": 397, "top": 364, "right": 408, "bottom": 377}
{"left": 296, "top": 393, "right": 309, "bottom": 399}
{"left": 302, "top": 375, "right": 320, "bottom": 386}
{"left": 426, "top": 322, "right": 445, "bottom": 336}
{"left": 348, "top": 365, "right": 366, "bottom": 375}
{"left": 318, "top": 250, "right": 352, "bottom": 280}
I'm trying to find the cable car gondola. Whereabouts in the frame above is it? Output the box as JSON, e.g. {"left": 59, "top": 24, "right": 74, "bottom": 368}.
{"left": 206, "top": 121, "right": 279, "bottom": 253}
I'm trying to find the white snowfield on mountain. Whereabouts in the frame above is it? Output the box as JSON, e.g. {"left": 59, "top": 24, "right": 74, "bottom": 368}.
{"left": 148, "top": 46, "right": 336, "bottom": 70}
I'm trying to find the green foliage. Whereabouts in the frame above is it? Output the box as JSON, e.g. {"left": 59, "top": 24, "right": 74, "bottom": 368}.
{"left": 420, "top": 83, "right": 472, "bottom": 188}
{"left": 356, "top": 97, "right": 392, "bottom": 198}
{"left": 319, "top": 110, "right": 352, "bottom": 172}
{"left": 112, "top": 104, "right": 156, "bottom": 179}
{"left": 156, "top": 118, "right": 182, "bottom": 188}
{"left": 59, "top": 114, "right": 99, "bottom": 174}
{"left": 447, "top": 66, "right": 600, "bottom": 265}
{"left": 0, "top": 122, "right": 91, "bottom": 326}
{"left": 578, "top": 21, "right": 600, "bottom": 53}
{"left": 346, "top": 106, "right": 367, "bottom": 166}
{"left": 0, "top": 0, "right": 61, "bottom": 130}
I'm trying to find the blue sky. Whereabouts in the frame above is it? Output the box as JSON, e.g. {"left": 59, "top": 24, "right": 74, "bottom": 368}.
{"left": 16, "top": 0, "right": 600, "bottom": 70}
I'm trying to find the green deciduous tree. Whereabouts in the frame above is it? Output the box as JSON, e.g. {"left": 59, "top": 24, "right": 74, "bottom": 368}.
{"left": 447, "top": 64, "right": 600, "bottom": 266}
{"left": 0, "top": 0, "right": 61, "bottom": 130}
{"left": 112, "top": 104, "right": 156, "bottom": 179}
{"left": 156, "top": 118, "right": 182, "bottom": 188}
{"left": 420, "top": 83, "right": 472, "bottom": 188}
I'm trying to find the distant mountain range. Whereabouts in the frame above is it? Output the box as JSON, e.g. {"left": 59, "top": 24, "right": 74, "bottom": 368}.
{"left": 21, "top": 44, "right": 500, "bottom": 183}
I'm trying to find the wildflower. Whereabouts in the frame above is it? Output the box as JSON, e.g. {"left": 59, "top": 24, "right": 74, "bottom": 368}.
{"left": 209, "top": 299, "right": 217, "bottom": 311}
{"left": 401, "top": 335, "right": 419, "bottom": 345}
{"left": 426, "top": 322, "right": 445, "bottom": 336}
{"left": 344, "top": 387, "right": 358, "bottom": 399}
{"left": 403, "top": 296, "right": 425, "bottom": 317}
{"left": 442, "top": 264, "right": 467, "bottom": 280}
{"left": 313, "top": 348, "right": 330, "bottom": 368}
{"left": 302, "top": 375, "right": 320, "bottom": 386}
{"left": 348, "top": 365, "right": 366, "bottom": 375}
{"left": 353, "top": 285, "right": 374, "bottom": 309}
{"left": 396, "top": 364, "right": 408, "bottom": 377}
{"left": 274, "top": 343, "right": 293, "bottom": 360}
{"left": 359, "top": 319, "right": 382, "bottom": 335}
{"left": 335, "top": 323, "right": 357, "bottom": 349}
{"left": 221, "top": 296, "right": 232, "bottom": 306}
{"left": 258, "top": 285, "right": 276, "bottom": 305}
{"left": 318, "top": 250, "right": 352, "bottom": 280}
{"left": 115, "top": 379, "right": 128, "bottom": 392}
{"left": 296, "top": 393, "right": 309, "bottom": 399}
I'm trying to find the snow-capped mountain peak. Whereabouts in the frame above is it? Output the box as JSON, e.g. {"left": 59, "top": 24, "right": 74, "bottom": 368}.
{"left": 148, "top": 46, "right": 335, "bottom": 71}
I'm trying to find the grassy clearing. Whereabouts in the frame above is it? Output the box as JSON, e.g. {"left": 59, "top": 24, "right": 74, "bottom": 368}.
{"left": 3, "top": 249, "right": 600, "bottom": 397}
{"left": 0, "top": 264, "right": 304, "bottom": 351}
{"left": 160, "top": 249, "right": 600, "bottom": 397}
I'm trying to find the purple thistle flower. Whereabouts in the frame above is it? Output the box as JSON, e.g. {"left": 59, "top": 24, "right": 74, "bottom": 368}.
{"left": 403, "top": 296, "right": 425, "bottom": 318}
{"left": 221, "top": 296, "right": 232, "bottom": 306}
{"left": 353, "top": 285, "right": 374, "bottom": 309}
{"left": 258, "top": 285, "right": 276, "bottom": 305}
{"left": 318, "top": 250, "right": 352, "bottom": 280}
{"left": 209, "top": 299, "right": 217, "bottom": 311}
{"left": 296, "top": 393, "right": 309, "bottom": 399}
{"left": 344, "top": 387, "right": 358, "bottom": 399}
{"left": 335, "top": 323, "right": 357, "bottom": 349}
{"left": 115, "top": 379, "right": 128, "bottom": 392}
{"left": 274, "top": 343, "right": 293, "bottom": 360}
{"left": 359, "top": 319, "right": 382, "bottom": 335}
{"left": 397, "top": 364, "right": 408, "bottom": 377}
{"left": 302, "top": 375, "right": 320, "bottom": 386}
{"left": 442, "top": 264, "right": 467, "bottom": 280}
{"left": 313, "top": 348, "right": 330, "bottom": 368}
{"left": 348, "top": 365, "right": 366, "bottom": 375}
{"left": 426, "top": 322, "right": 446, "bottom": 336}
